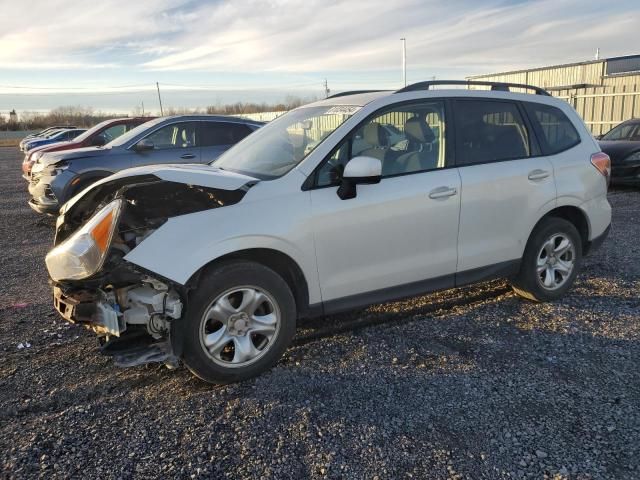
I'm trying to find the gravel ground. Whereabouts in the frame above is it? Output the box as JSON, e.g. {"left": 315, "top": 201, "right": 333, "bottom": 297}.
{"left": 0, "top": 146, "right": 639, "bottom": 479}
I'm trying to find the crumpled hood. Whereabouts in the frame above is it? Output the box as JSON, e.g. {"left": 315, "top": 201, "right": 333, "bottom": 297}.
{"left": 39, "top": 146, "right": 111, "bottom": 167}
{"left": 62, "top": 164, "right": 259, "bottom": 213}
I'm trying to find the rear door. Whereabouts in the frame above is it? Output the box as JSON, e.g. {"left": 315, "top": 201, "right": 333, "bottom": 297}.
{"left": 453, "top": 98, "right": 556, "bottom": 280}
{"left": 200, "top": 121, "right": 254, "bottom": 162}
{"left": 133, "top": 121, "right": 201, "bottom": 166}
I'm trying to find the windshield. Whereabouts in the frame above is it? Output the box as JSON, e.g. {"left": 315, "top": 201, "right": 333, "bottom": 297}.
{"left": 107, "top": 117, "right": 164, "bottom": 147}
{"left": 212, "top": 105, "right": 360, "bottom": 178}
{"left": 601, "top": 122, "right": 640, "bottom": 141}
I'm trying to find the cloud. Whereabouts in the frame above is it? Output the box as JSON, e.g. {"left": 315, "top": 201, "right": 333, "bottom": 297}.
{"left": 0, "top": 0, "right": 638, "bottom": 86}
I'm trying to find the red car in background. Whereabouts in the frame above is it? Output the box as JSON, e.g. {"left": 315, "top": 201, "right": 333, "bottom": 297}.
{"left": 22, "top": 117, "right": 153, "bottom": 179}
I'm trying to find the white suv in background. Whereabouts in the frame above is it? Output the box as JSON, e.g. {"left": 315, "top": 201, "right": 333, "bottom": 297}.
{"left": 46, "top": 81, "right": 612, "bottom": 384}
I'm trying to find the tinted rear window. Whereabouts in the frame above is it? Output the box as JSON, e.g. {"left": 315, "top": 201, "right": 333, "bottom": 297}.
{"left": 454, "top": 100, "right": 530, "bottom": 165}
{"left": 524, "top": 103, "right": 580, "bottom": 155}
{"left": 201, "top": 122, "right": 253, "bottom": 147}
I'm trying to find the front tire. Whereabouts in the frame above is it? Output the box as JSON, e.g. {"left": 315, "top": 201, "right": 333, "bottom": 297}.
{"left": 512, "top": 217, "right": 582, "bottom": 302}
{"left": 181, "top": 261, "right": 296, "bottom": 384}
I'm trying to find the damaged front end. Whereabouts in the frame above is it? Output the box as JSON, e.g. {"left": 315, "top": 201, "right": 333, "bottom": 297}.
{"left": 47, "top": 173, "right": 250, "bottom": 367}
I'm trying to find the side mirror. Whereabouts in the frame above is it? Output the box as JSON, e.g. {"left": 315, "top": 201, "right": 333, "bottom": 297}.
{"left": 133, "top": 138, "right": 155, "bottom": 151}
{"left": 337, "top": 156, "right": 382, "bottom": 200}
{"left": 92, "top": 134, "right": 107, "bottom": 146}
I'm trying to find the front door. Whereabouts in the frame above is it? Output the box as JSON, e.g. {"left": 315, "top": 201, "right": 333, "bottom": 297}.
{"left": 134, "top": 121, "right": 201, "bottom": 166}
{"left": 308, "top": 100, "right": 461, "bottom": 305}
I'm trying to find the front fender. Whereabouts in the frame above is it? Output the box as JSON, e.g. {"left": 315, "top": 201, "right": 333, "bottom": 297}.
{"left": 123, "top": 190, "right": 322, "bottom": 304}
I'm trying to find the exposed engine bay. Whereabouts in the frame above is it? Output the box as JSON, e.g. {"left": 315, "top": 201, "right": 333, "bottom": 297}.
{"left": 50, "top": 173, "right": 252, "bottom": 367}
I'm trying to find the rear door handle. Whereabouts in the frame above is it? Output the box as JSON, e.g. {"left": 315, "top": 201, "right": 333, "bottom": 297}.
{"left": 528, "top": 169, "right": 550, "bottom": 180}
{"left": 181, "top": 153, "right": 196, "bottom": 159}
{"left": 428, "top": 186, "right": 457, "bottom": 199}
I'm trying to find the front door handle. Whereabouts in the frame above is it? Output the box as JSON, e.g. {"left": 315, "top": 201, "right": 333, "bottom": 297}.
{"left": 528, "top": 169, "right": 550, "bottom": 180}
{"left": 428, "top": 186, "right": 458, "bottom": 199}
{"left": 181, "top": 153, "right": 196, "bottom": 160}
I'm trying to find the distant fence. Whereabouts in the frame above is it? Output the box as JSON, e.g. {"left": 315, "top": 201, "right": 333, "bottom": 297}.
{"left": 232, "top": 90, "right": 640, "bottom": 137}
{"left": 231, "top": 111, "right": 287, "bottom": 122}
{"left": 552, "top": 85, "right": 640, "bottom": 136}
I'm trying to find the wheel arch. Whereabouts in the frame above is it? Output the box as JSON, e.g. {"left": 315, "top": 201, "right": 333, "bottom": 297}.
{"left": 186, "top": 248, "right": 311, "bottom": 318}
{"left": 65, "top": 170, "right": 114, "bottom": 200}
{"left": 528, "top": 205, "right": 590, "bottom": 254}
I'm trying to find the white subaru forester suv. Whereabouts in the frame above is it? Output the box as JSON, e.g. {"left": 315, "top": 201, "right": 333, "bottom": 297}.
{"left": 46, "top": 81, "right": 612, "bottom": 384}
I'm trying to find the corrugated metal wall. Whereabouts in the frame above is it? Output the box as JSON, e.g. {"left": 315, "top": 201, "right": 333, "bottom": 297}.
{"left": 469, "top": 59, "right": 640, "bottom": 135}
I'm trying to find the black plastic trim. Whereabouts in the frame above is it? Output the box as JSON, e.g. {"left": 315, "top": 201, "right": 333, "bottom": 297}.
{"left": 308, "top": 259, "right": 521, "bottom": 318}
{"left": 454, "top": 260, "right": 520, "bottom": 288}
{"left": 396, "top": 80, "right": 551, "bottom": 96}
{"left": 584, "top": 224, "right": 611, "bottom": 256}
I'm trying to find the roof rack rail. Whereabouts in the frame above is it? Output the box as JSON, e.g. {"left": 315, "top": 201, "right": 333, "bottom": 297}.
{"left": 327, "top": 89, "right": 389, "bottom": 99}
{"left": 395, "top": 80, "right": 551, "bottom": 96}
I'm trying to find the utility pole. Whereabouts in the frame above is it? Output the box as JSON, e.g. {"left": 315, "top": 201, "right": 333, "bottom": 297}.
{"left": 323, "top": 79, "right": 330, "bottom": 98}
{"left": 401, "top": 38, "right": 407, "bottom": 87}
{"left": 156, "top": 82, "right": 164, "bottom": 116}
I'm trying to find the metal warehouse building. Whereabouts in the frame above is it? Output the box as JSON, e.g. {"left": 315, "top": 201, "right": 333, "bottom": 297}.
{"left": 467, "top": 54, "right": 640, "bottom": 135}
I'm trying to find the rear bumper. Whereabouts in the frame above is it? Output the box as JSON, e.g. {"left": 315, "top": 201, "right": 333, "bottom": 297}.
{"left": 585, "top": 224, "right": 610, "bottom": 255}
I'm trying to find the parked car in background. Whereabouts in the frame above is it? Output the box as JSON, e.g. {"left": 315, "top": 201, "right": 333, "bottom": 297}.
{"left": 597, "top": 118, "right": 640, "bottom": 186}
{"left": 19, "top": 126, "right": 77, "bottom": 151}
{"left": 22, "top": 117, "right": 153, "bottom": 180}
{"left": 23, "top": 128, "right": 86, "bottom": 152}
{"left": 44, "top": 81, "right": 611, "bottom": 384}
{"left": 28, "top": 115, "right": 263, "bottom": 214}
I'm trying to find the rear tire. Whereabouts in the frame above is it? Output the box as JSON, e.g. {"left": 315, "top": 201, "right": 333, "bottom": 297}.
{"left": 511, "top": 217, "right": 582, "bottom": 302}
{"left": 181, "top": 261, "right": 296, "bottom": 384}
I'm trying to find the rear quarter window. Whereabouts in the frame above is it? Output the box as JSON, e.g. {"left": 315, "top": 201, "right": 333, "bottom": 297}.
{"left": 524, "top": 102, "right": 580, "bottom": 155}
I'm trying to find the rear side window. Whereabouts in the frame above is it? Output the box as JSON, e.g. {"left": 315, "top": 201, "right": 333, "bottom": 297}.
{"left": 524, "top": 103, "right": 580, "bottom": 154}
{"left": 201, "top": 122, "right": 252, "bottom": 147}
{"left": 454, "top": 100, "right": 530, "bottom": 165}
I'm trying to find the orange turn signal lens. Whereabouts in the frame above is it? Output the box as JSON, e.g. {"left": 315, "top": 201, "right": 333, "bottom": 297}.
{"left": 591, "top": 152, "right": 611, "bottom": 182}
{"left": 90, "top": 210, "right": 114, "bottom": 253}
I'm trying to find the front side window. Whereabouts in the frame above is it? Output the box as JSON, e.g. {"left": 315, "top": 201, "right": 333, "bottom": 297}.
{"left": 601, "top": 122, "right": 640, "bottom": 141}
{"left": 455, "top": 100, "right": 530, "bottom": 165}
{"left": 523, "top": 102, "right": 580, "bottom": 154}
{"left": 144, "top": 122, "right": 199, "bottom": 150}
{"left": 201, "top": 122, "right": 252, "bottom": 147}
{"left": 212, "top": 105, "right": 359, "bottom": 178}
{"left": 314, "top": 101, "right": 447, "bottom": 187}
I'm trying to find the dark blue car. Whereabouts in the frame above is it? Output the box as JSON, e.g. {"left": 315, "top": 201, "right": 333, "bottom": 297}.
{"left": 28, "top": 115, "right": 263, "bottom": 214}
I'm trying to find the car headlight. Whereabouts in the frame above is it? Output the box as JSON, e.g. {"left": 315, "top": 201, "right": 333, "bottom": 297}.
{"left": 46, "top": 199, "right": 123, "bottom": 281}
{"left": 624, "top": 151, "right": 640, "bottom": 162}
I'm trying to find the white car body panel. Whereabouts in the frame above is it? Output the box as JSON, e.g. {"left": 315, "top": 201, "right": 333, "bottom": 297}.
{"left": 123, "top": 169, "right": 324, "bottom": 304}
{"left": 310, "top": 168, "right": 461, "bottom": 301}
{"left": 456, "top": 156, "right": 556, "bottom": 272}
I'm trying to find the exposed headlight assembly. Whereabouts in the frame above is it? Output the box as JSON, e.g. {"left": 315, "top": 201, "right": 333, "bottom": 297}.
{"left": 46, "top": 199, "right": 123, "bottom": 281}
{"left": 624, "top": 151, "right": 640, "bottom": 162}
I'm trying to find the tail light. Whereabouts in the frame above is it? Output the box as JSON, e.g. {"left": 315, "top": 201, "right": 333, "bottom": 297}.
{"left": 591, "top": 152, "right": 611, "bottom": 185}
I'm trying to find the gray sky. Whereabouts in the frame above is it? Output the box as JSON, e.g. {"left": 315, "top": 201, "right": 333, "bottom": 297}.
{"left": 1, "top": 0, "right": 638, "bottom": 114}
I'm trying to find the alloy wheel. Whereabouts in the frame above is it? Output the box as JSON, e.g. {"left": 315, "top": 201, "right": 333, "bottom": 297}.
{"left": 199, "top": 286, "right": 280, "bottom": 368}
